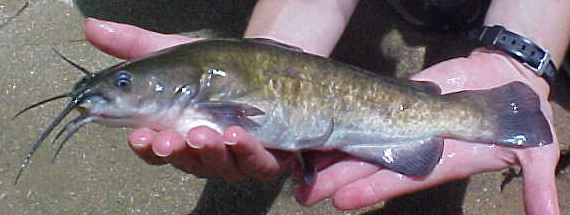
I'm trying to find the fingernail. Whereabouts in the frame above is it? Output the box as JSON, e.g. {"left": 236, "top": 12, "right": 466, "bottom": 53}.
{"left": 186, "top": 139, "right": 203, "bottom": 149}
{"left": 86, "top": 17, "right": 101, "bottom": 22}
{"left": 153, "top": 140, "right": 173, "bottom": 157}
{"left": 223, "top": 141, "right": 237, "bottom": 146}
{"left": 130, "top": 138, "right": 148, "bottom": 148}
{"left": 130, "top": 135, "right": 149, "bottom": 148}
{"left": 129, "top": 128, "right": 155, "bottom": 148}
{"left": 224, "top": 130, "right": 239, "bottom": 145}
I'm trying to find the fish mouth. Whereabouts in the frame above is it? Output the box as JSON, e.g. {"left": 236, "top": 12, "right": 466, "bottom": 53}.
{"left": 90, "top": 113, "right": 137, "bottom": 126}
{"left": 76, "top": 94, "right": 140, "bottom": 121}
{"left": 86, "top": 107, "right": 140, "bottom": 122}
{"left": 96, "top": 113, "right": 124, "bottom": 119}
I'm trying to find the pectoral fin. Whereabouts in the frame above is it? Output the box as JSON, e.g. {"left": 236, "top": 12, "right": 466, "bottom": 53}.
{"left": 340, "top": 136, "right": 444, "bottom": 176}
{"left": 195, "top": 101, "right": 264, "bottom": 130}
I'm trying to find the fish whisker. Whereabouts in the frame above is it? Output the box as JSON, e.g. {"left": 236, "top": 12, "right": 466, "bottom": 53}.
{"left": 14, "top": 98, "right": 79, "bottom": 185}
{"left": 52, "top": 116, "right": 95, "bottom": 163}
{"left": 52, "top": 49, "right": 93, "bottom": 76}
{"left": 13, "top": 93, "right": 72, "bottom": 119}
{"left": 52, "top": 115, "right": 84, "bottom": 144}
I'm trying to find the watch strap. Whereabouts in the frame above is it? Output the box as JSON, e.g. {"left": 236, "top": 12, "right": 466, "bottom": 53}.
{"left": 470, "top": 25, "right": 557, "bottom": 84}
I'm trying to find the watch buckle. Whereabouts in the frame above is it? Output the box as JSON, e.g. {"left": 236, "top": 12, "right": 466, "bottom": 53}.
{"left": 526, "top": 51, "right": 550, "bottom": 76}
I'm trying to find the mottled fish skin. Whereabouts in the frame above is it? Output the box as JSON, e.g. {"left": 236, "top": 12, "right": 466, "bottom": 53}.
{"left": 125, "top": 39, "right": 528, "bottom": 147}
{"left": 17, "top": 39, "right": 553, "bottom": 184}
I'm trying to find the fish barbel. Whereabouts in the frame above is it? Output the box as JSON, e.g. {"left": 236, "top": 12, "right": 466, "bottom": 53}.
{"left": 14, "top": 38, "right": 553, "bottom": 184}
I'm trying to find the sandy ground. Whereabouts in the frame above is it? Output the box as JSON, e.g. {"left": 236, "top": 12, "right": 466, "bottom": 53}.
{"left": 0, "top": 0, "right": 568, "bottom": 214}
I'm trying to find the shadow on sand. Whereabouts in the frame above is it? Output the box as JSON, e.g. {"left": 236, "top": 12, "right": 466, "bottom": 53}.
{"left": 188, "top": 177, "right": 288, "bottom": 215}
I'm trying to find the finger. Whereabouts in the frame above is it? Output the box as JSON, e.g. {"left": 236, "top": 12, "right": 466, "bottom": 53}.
{"left": 128, "top": 128, "right": 167, "bottom": 165}
{"left": 150, "top": 129, "right": 187, "bottom": 158}
{"left": 186, "top": 126, "right": 246, "bottom": 181}
{"left": 295, "top": 141, "right": 474, "bottom": 206}
{"left": 223, "top": 126, "right": 281, "bottom": 181}
{"left": 150, "top": 129, "right": 205, "bottom": 176}
{"left": 83, "top": 18, "right": 200, "bottom": 60}
{"left": 151, "top": 129, "right": 211, "bottom": 177}
{"left": 295, "top": 159, "right": 379, "bottom": 206}
{"left": 295, "top": 140, "right": 512, "bottom": 209}
{"left": 518, "top": 144, "right": 560, "bottom": 215}
{"left": 329, "top": 141, "right": 514, "bottom": 210}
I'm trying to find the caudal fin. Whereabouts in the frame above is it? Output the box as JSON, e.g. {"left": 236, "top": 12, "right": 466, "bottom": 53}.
{"left": 449, "top": 81, "right": 552, "bottom": 147}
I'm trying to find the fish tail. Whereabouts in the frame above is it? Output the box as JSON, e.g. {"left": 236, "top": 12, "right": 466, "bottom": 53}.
{"left": 449, "top": 81, "right": 553, "bottom": 147}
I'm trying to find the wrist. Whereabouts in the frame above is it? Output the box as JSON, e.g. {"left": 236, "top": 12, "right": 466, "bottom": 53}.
{"left": 484, "top": 0, "right": 570, "bottom": 65}
{"left": 470, "top": 25, "right": 557, "bottom": 84}
{"left": 243, "top": 0, "right": 359, "bottom": 57}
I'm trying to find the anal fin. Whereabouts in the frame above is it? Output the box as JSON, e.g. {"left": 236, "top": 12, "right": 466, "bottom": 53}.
{"left": 340, "top": 136, "right": 444, "bottom": 176}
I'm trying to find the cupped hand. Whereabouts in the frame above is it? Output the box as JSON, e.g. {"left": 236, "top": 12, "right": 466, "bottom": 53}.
{"left": 84, "top": 18, "right": 282, "bottom": 181}
{"left": 295, "top": 51, "right": 560, "bottom": 215}
{"left": 84, "top": 18, "right": 560, "bottom": 215}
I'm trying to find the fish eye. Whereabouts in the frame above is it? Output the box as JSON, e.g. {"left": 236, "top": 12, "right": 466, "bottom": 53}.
{"left": 114, "top": 71, "right": 132, "bottom": 88}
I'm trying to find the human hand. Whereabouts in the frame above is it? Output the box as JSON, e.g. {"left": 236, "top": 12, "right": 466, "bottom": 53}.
{"left": 84, "top": 18, "right": 560, "bottom": 215}
{"left": 295, "top": 50, "right": 560, "bottom": 215}
{"left": 83, "top": 18, "right": 282, "bottom": 181}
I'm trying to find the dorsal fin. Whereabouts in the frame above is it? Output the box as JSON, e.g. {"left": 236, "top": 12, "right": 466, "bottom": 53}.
{"left": 409, "top": 81, "right": 442, "bottom": 95}
{"left": 244, "top": 38, "right": 304, "bottom": 53}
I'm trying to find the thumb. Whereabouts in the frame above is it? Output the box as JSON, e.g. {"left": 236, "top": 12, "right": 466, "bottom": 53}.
{"left": 517, "top": 144, "right": 560, "bottom": 215}
{"left": 84, "top": 18, "right": 198, "bottom": 59}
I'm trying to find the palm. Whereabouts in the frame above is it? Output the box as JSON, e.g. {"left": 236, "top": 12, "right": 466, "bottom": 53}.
{"left": 297, "top": 53, "right": 559, "bottom": 214}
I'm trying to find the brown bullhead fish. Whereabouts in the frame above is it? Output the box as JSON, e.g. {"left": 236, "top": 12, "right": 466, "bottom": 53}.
{"left": 15, "top": 38, "right": 553, "bottom": 184}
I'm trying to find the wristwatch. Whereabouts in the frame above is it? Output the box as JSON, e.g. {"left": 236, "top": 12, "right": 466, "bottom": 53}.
{"left": 470, "top": 25, "right": 557, "bottom": 84}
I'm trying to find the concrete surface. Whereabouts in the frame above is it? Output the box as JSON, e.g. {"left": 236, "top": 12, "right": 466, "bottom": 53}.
{"left": 0, "top": 0, "right": 568, "bottom": 215}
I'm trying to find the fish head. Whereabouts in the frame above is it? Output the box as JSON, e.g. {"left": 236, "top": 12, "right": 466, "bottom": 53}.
{"left": 72, "top": 59, "right": 204, "bottom": 127}
{"left": 14, "top": 49, "right": 207, "bottom": 184}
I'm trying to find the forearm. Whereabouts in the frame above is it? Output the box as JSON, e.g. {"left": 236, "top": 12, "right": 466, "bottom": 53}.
{"left": 243, "top": 0, "right": 360, "bottom": 57}
{"left": 485, "top": 0, "right": 570, "bottom": 66}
